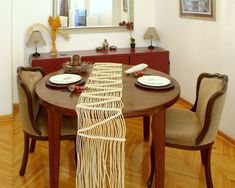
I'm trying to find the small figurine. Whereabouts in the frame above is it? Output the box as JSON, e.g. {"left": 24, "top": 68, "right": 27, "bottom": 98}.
{"left": 103, "top": 39, "right": 109, "bottom": 50}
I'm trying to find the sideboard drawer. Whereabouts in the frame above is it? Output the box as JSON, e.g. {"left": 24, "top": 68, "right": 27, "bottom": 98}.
{"left": 32, "top": 57, "right": 70, "bottom": 75}
{"left": 130, "top": 51, "right": 169, "bottom": 74}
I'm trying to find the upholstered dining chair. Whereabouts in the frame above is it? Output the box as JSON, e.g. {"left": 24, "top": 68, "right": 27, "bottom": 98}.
{"left": 147, "top": 73, "right": 228, "bottom": 188}
{"left": 17, "top": 66, "right": 77, "bottom": 176}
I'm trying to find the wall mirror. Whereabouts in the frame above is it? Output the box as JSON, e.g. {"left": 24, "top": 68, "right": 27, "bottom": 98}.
{"left": 53, "top": 0, "right": 134, "bottom": 31}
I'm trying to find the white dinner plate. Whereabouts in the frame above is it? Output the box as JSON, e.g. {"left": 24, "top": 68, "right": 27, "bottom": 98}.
{"left": 49, "top": 74, "right": 82, "bottom": 84}
{"left": 137, "top": 75, "right": 170, "bottom": 87}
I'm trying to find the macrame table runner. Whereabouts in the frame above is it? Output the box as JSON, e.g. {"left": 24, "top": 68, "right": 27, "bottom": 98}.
{"left": 76, "top": 63, "right": 126, "bottom": 188}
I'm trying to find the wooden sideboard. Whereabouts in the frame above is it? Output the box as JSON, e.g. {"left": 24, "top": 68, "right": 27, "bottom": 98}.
{"left": 31, "top": 47, "right": 170, "bottom": 75}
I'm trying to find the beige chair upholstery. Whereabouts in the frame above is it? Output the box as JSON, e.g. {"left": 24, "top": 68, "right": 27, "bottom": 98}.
{"left": 17, "top": 66, "right": 77, "bottom": 176}
{"left": 148, "top": 73, "right": 228, "bottom": 188}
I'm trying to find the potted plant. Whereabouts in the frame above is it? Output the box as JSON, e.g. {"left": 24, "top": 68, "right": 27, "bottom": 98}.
{"left": 119, "top": 21, "right": 135, "bottom": 48}
{"left": 130, "top": 37, "right": 135, "bottom": 48}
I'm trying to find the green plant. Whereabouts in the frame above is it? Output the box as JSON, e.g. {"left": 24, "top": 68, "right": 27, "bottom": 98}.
{"left": 130, "top": 37, "right": 135, "bottom": 44}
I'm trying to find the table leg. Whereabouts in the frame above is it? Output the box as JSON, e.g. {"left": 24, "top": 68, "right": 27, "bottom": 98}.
{"left": 151, "top": 110, "right": 166, "bottom": 188}
{"left": 143, "top": 116, "right": 150, "bottom": 142}
{"left": 48, "top": 108, "right": 61, "bottom": 188}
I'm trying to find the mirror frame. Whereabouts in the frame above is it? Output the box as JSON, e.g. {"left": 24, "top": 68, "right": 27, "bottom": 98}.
{"left": 52, "top": 0, "right": 134, "bottom": 33}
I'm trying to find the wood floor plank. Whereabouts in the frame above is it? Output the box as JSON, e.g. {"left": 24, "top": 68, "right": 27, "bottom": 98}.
{"left": 0, "top": 100, "right": 235, "bottom": 187}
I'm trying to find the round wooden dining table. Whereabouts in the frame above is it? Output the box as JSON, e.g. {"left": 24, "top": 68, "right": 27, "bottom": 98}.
{"left": 36, "top": 64, "right": 180, "bottom": 188}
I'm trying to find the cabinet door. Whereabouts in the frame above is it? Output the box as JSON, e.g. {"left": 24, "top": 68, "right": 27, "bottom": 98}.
{"left": 82, "top": 55, "right": 129, "bottom": 64}
{"left": 32, "top": 57, "right": 70, "bottom": 75}
{"left": 130, "top": 52, "right": 169, "bottom": 74}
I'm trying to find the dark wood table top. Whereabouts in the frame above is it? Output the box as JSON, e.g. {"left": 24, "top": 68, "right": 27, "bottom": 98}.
{"left": 36, "top": 64, "right": 180, "bottom": 118}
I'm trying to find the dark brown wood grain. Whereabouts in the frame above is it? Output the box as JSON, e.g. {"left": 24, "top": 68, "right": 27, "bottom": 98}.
{"left": 36, "top": 64, "right": 180, "bottom": 188}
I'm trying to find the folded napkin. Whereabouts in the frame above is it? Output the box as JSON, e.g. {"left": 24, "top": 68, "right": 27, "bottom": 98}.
{"left": 125, "top": 63, "right": 148, "bottom": 74}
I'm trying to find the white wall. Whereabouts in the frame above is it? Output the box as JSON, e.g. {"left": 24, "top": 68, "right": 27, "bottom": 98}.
{"left": 12, "top": 0, "right": 52, "bottom": 105}
{"left": 219, "top": 0, "right": 235, "bottom": 139}
{"left": 156, "top": 0, "right": 235, "bottom": 139}
{"left": 0, "top": 0, "right": 13, "bottom": 115}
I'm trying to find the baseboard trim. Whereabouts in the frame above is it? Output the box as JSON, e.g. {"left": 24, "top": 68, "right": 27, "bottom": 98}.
{"left": 179, "top": 97, "right": 193, "bottom": 108}
{"left": 0, "top": 114, "right": 14, "bottom": 122}
{"left": 0, "top": 104, "right": 19, "bottom": 122}
{"left": 217, "top": 131, "right": 235, "bottom": 147}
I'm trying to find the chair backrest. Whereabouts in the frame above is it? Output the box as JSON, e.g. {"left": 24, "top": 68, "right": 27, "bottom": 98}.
{"left": 191, "top": 73, "right": 228, "bottom": 145}
{"left": 17, "top": 67, "right": 45, "bottom": 135}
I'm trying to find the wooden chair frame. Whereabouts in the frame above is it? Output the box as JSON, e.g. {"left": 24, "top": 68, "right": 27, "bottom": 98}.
{"left": 147, "top": 73, "right": 228, "bottom": 188}
{"left": 17, "top": 66, "right": 77, "bottom": 176}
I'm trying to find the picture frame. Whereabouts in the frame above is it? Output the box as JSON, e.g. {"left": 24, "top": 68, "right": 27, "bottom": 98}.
{"left": 123, "top": 0, "right": 128, "bottom": 12}
{"left": 180, "top": 0, "right": 215, "bottom": 20}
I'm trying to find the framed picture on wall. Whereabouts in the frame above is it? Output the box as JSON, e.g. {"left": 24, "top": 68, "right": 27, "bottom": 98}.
{"left": 180, "top": 0, "right": 215, "bottom": 20}
{"left": 123, "top": 0, "right": 128, "bottom": 12}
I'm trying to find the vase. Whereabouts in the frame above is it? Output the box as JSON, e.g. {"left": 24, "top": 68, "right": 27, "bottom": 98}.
{"left": 130, "top": 43, "right": 136, "bottom": 48}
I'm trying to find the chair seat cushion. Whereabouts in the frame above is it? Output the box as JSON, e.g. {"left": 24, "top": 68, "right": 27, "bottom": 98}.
{"left": 33, "top": 108, "right": 77, "bottom": 138}
{"left": 166, "top": 108, "right": 201, "bottom": 146}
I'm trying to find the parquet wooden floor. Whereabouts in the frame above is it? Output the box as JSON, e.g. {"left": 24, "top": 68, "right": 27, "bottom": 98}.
{"left": 0, "top": 100, "right": 235, "bottom": 188}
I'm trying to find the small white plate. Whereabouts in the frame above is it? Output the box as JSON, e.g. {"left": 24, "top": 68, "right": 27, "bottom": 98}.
{"left": 49, "top": 74, "right": 82, "bottom": 84}
{"left": 137, "top": 75, "right": 170, "bottom": 87}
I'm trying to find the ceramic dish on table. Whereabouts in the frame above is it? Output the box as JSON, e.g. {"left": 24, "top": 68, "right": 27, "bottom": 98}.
{"left": 135, "top": 75, "right": 174, "bottom": 90}
{"left": 49, "top": 74, "right": 82, "bottom": 85}
{"left": 137, "top": 75, "right": 170, "bottom": 87}
{"left": 46, "top": 74, "right": 84, "bottom": 88}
